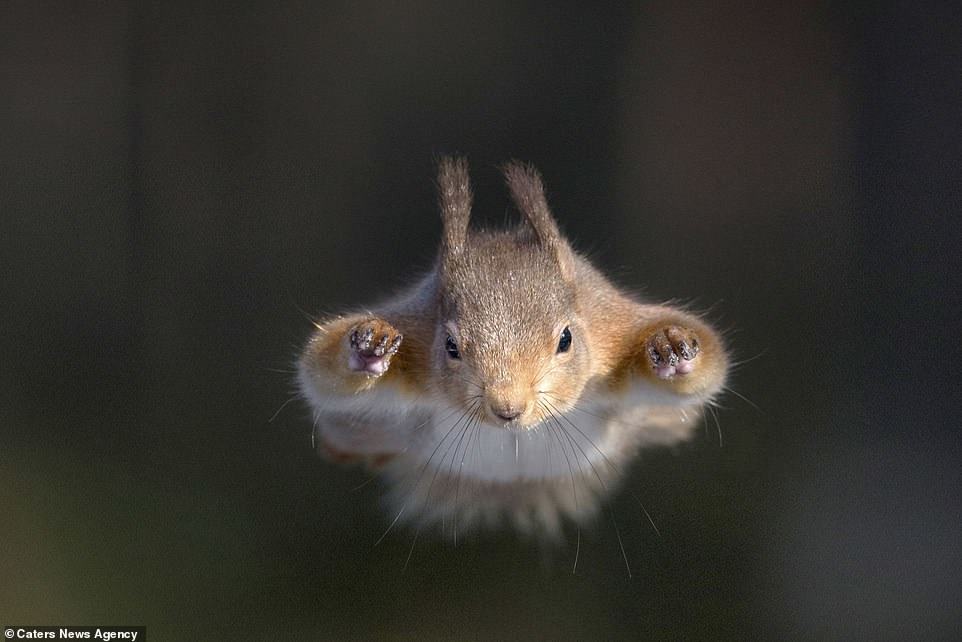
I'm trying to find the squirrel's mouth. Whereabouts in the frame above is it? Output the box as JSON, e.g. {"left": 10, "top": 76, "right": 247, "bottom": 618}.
{"left": 484, "top": 411, "right": 544, "bottom": 432}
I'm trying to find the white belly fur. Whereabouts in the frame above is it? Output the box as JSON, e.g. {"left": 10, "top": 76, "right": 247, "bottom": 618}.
{"left": 304, "top": 383, "right": 702, "bottom": 535}
{"left": 409, "top": 402, "right": 618, "bottom": 483}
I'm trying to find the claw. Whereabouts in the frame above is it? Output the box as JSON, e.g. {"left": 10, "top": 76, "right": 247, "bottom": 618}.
{"left": 358, "top": 327, "right": 374, "bottom": 350}
{"left": 651, "top": 332, "right": 673, "bottom": 364}
{"left": 648, "top": 343, "right": 662, "bottom": 365}
{"left": 646, "top": 325, "right": 701, "bottom": 377}
{"left": 388, "top": 334, "right": 403, "bottom": 354}
{"left": 347, "top": 322, "right": 403, "bottom": 376}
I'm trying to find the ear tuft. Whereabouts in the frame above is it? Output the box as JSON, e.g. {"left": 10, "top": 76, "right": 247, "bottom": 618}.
{"left": 503, "top": 160, "right": 574, "bottom": 278}
{"left": 437, "top": 155, "right": 472, "bottom": 256}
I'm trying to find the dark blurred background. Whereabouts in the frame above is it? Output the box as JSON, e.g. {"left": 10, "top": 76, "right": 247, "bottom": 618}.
{"left": 1, "top": 1, "right": 959, "bottom": 639}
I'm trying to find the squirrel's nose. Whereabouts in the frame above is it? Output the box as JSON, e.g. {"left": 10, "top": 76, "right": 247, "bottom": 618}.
{"left": 494, "top": 408, "right": 521, "bottom": 421}
{"left": 486, "top": 388, "right": 528, "bottom": 421}
{"left": 488, "top": 400, "right": 524, "bottom": 422}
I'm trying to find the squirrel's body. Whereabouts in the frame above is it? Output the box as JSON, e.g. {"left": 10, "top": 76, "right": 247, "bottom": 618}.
{"left": 298, "top": 158, "right": 728, "bottom": 536}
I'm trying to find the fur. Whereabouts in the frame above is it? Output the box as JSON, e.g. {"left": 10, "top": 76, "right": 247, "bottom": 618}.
{"left": 297, "top": 157, "right": 729, "bottom": 537}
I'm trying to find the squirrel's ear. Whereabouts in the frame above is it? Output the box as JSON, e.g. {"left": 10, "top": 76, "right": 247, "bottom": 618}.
{"left": 437, "top": 156, "right": 472, "bottom": 256}
{"left": 503, "top": 161, "right": 574, "bottom": 279}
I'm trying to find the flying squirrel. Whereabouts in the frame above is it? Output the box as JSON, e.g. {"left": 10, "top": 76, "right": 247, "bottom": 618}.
{"left": 298, "top": 157, "right": 729, "bottom": 538}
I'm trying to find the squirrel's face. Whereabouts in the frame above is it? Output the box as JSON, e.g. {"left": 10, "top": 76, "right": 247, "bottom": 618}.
{"left": 433, "top": 235, "right": 591, "bottom": 429}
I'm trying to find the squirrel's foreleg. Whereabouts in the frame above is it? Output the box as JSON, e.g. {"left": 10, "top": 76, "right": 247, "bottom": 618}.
{"left": 610, "top": 307, "right": 728, "bottom": 404}
{"left": 300, "top": 315, "right": 405, "bottom": 395}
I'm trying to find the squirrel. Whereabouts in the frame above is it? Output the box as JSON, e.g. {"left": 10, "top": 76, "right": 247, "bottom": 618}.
{"left": 297, "top": 157, "right": 729, "bottom": 538}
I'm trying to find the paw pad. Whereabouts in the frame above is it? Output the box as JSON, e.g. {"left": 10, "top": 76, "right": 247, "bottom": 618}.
{"left": 348, "top": 320, "right": 402, "bottom": 376}
{"left": 646, "top": 325, "right": 700, "bottom": 379}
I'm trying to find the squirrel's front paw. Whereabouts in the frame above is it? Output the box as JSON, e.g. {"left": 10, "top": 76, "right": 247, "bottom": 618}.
{"left": 645, "top": 325, "right": 700, "bottom": 379}
{"left": 347, "top": 319, "right": 403, "bottom": 376}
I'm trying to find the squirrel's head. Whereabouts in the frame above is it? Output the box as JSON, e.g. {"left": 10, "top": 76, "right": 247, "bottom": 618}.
{"left": 431, "top": 157, "right": 591, "bottom": 429}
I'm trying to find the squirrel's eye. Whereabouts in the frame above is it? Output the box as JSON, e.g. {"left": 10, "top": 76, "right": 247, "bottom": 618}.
{"left": 445, "top": 334, "right": 461, "bottom": 360}
{"left": 557, "top": 326, "right": 572, "bottom": 353}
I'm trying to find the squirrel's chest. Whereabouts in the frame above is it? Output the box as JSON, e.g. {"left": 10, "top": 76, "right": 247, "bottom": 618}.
{"left": 412, "top": 404, "right": 619, "bottom": 483}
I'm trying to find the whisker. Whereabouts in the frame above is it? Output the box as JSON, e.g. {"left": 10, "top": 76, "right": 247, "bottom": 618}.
{"left": 268, "top": 395, "right": 299, "bottom": 423}
{"left": 393, "top": 403, "right": 466, "bottom": 459}
{"left": 351, "top": 474, "right": 378, "bottom": 492}
{"left": 726, "top": 347, "right": 769, "bottom": 371}
{"left": 531, "top": 361, "right": 564, "bottom": 388}
{"left": 446, "top": 372, "right": 486, "bottom": 392}
{"left": 406, "top": 402, "right": 481, "bottom": 562}
{"left": 574, "top": 528, "right": 581, "bottom": 575}
{"left": 402, "top": 528, "right": 421, "bottom": 572}
{"left": 538, "top": 401, "right": 581, "bottom": 574}
{"left": 538, "top": 389, "right": 679, "bottom": 435}
{"left": 543, "top": 398, "right": 660, "bottom": 538}
{"left": 722, "top": 385, "right": 762, "bottom": 413}
{"left": 540, "top": 390, "right": 706, "bottom": 524}
{"left": 404, "top": 446, "right": 465, "bottom": 566}
{"left": 450, "top": 408, "right": 481, "bottom": 545}
{"left": 375, "top": 505, "right": 407, "bottom": 547}
{"left": 375, "top": 401, "right": 477, "bottom": 546}
{"left": 466, "top": 409, "right": 485, "bottom": 537}
{"left": 543, "top": 403, "right": 633, "bottom": 579}
{"left": 543, "top": 414, "right": 553, "bottom": 479}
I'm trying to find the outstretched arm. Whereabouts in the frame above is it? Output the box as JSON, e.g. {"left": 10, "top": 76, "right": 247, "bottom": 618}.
{"left": 298, "top": 314, "right": 431, "bottom": 462}
{"left": 299, "top": 315, "right": 407, "bottom": 397}
{"left": 606, "top": 305, "right": 728, "bottom": 405}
